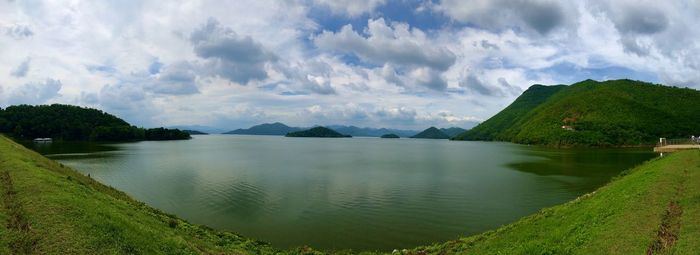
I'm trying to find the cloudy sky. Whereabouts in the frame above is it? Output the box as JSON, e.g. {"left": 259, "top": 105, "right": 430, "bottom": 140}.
{"left": 1, "top": 0, "right": 698, "bottom": 130}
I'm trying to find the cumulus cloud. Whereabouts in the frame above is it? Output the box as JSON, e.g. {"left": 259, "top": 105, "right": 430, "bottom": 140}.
{"left": 314, "top": 18, "right": 454, "bottom": 91}
{"left": 148, "top": 62, "right": 199, "bottom": 95}
{"left": 2, "top": 0, "right": 700, "bottom": 130}
{"left": 10, "top": 58, "right": 30, "bottom": 78}
{"left": 436, "top": 0, "right": 570, "bottom": 35}
{"left": 409, "top": 67, "right": 447, "bottom": 91}
{"left": 6, "top": 79, "right": 62, "bottom": 105}
{"left": 98, "top": 82, "right": 159, "bottom": 126}
{"left": 315, "top": 19, "right": 455, "bottom": 71}
{"left": 190, "top": 18, "right": 277, "bottom": 85}
{"left": 610, "top": 5, "right": 668, "bottom": 35}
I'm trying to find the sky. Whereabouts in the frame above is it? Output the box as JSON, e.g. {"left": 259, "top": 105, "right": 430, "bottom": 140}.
{"left": 0, "top": 0, "right": 699, "bottom": 130}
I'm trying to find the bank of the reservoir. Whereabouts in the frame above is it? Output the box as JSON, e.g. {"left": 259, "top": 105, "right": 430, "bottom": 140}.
{"left": 0, "top": 134, "right": 698, "bottom": 254}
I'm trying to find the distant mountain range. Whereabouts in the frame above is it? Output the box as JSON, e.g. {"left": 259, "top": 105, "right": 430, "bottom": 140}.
{"left": 409, "top": 127, "right": 468, "bottom": 139}
{"left": 224, "top": 123, "right": 420, "bottom": 137}
{"left": 326, "top": 125, "right": 419, "bottom": 137}
{"left": 412, "top": 127, "right": 451, "bottom": 139}
{"left": 285, "top": 126, "right": 351, "bottom": 138}
{"left": 223, "top": 122, "right": 302, "bottom": 135}
{"left": 223, "top": 122, "right": 469, "bottom": 138}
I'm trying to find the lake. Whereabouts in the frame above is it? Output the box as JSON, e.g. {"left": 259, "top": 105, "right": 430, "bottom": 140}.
{"left": 26, "top": 135, "right": 656, "bottom": 251}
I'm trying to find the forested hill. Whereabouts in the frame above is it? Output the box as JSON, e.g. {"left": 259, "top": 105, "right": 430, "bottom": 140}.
{"left": 285, "top": 126, "right": 351, "bottom": 138}
{"left": 0, "top": 104, "right": 190, "bottom": 141}
{"left": 453, "top": 79, "right": 700, "bottom": 146}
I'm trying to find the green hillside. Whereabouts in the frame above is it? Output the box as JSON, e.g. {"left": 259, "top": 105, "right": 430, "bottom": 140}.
{"left": 0, "top": 104, "right": 190, "bottom": 141}
{"left": 439, "top": 127, "right": 467, "bottom": 138}
{"left": 411, "top": 127, "right": 449, "bottom": 139}
{"left": 454, "top": 79, "right": 700, "bottom": 146}
{"left": 285, "top": 127, "right": 351, "bottom": 138}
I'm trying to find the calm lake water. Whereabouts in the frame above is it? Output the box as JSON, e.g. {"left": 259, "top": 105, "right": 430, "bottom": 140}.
{"left": 27, "top": 135, "right": 655, "bottom": 251}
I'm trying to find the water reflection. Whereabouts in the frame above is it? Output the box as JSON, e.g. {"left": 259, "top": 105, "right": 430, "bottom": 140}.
{"left": 22, "top": 136, "right": 655, "bottom": 251}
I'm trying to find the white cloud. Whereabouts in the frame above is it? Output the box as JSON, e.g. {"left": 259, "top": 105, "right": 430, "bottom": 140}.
{"left": 314, "top": 18, "right": 455, "bottom": 91}
{"left": 1, "top": 0, "right": 699, "bottom": 130}
{"left": 190, "top": 18, "right": 277, "bottom": 85}
{"left": 5, "top": 79, "right": 62, "bottom": 106}
{"left": 435, "top": 0, "right": 576, "bottom": 35}
{"left": 315, "top": 19, "right": 455, "bottom": 71}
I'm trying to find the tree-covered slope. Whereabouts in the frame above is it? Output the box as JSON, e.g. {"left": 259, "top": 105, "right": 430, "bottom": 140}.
{"left": 454, "top": 84, "right": 566, "bottom": 141}
{"left": 285, "top": 126, "right": 351, "bottom": 138}
{"left": 454, "top": 79, "right": 700, "bottom": 146}
{"left": 439, "top": 127, "right": 467, "bottom": 138}
{"left": 411, "top": 127, "right": 449, "bottom": 139}
{"left": 0, "top": 104, "right": 190, "bottom": 141}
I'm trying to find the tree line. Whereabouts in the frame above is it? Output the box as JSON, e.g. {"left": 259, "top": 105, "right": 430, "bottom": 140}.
{"left": 0, "top": 104, "right": 190, "bottom": 141}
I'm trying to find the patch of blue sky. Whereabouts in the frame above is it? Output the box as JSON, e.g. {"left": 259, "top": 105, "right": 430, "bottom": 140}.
{"left": 307, "top": 0, "right": 450, "bottom": 33}
{"left": 375, "top": 0, "right": 450, "bottom": 31}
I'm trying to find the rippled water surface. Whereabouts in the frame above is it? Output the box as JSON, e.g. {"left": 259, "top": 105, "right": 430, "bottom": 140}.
{"left": 27, "top": 135, "right": 655, "bottom": 251}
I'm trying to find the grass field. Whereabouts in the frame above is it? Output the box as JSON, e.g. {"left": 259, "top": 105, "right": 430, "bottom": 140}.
{"left": 0, "top": 134, "right": 698, "bottom": 254}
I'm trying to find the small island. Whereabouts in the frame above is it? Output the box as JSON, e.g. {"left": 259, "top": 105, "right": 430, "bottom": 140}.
{"left": 411, "top": 127, "right": 450, "bottom": 139}
{"left": 285, "top": 126, "right": 351, "bottom": 138}
{"left": 380, "top": 133, "right": 400, "bottom": 138}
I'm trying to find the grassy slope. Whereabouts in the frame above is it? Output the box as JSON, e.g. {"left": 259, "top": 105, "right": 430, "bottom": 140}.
{"left": 2, "top": 134, "right": 699, "bottom": 254}
{"left": 403, "top": 150, "right": 700, "bottom": 254}
{"left": 455, "top": 79, "right": 700, "bottom": 146}
{"left": 0, "top": 135, "right": 321, "bottom": 254}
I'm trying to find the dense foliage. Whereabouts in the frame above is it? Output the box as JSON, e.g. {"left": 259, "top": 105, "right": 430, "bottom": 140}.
{"left": 144, "top": 127, "right": 192, "bottom": 140}
{"left": 411, "top": 127, "right": 450, "bottom": 139}
{"left": 0, "top": 104, "right": 190, "bottom": 141}
{"left": 454, "top": 79, "right": 700, "bottom": 146}
{"left": 439, "top": 127, "right": 467, "bottom": 138}
{"left": 285, "top": 126, "right": 351, "bottom": 137}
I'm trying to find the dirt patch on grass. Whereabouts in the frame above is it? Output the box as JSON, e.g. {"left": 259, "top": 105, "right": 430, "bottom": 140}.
{"left": 1, "top": 170, "right": 37, "bottom": 254}
{"left": 646, "top": 201, "right": 683, "bottom": 254}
